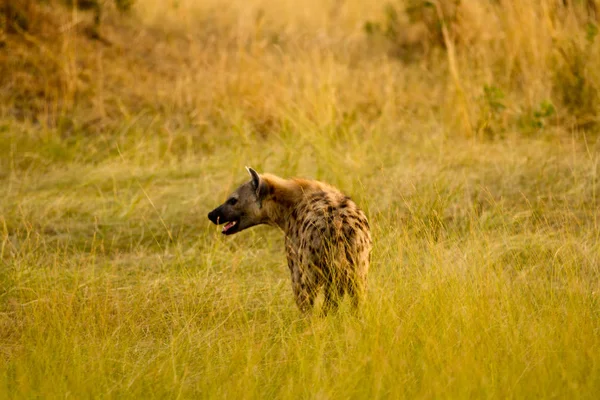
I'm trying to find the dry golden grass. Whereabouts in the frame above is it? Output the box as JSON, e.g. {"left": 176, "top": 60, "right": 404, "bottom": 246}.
{"left": 1, "top": 0, "right": 600, "bottom": 398}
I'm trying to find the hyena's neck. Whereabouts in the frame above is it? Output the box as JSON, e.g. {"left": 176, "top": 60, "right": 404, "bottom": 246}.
{"left": 263, "top": 202, "right": 295, "bottom": 232}
{"left": 261, "top": 175, "right": 330, "bottom": 232}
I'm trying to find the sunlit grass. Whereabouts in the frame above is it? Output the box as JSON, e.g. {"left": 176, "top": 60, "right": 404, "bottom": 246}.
{"left": 1, "top": 0, "right": 600, "bottom": 398}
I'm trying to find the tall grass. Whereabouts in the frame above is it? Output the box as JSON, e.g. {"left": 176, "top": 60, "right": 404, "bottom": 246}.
{"left": 1, "top": 0, "right": 599, "bottom": 398}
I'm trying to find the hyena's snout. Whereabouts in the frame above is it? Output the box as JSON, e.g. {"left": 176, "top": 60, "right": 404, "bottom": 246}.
{"left": 208, "top": 205, "right": 241, "bottom": 235}
{"left": 207, "top": 208, "right": 220, "bottom": 225}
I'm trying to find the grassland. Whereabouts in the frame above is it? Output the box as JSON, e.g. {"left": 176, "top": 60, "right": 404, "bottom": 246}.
{"left": 1, "top": 0, "right": 600, "bottom": 398}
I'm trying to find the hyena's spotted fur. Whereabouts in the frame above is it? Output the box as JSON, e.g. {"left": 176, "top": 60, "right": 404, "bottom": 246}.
{"left": 208, "top": 167, "right": 372, "bottom": 314}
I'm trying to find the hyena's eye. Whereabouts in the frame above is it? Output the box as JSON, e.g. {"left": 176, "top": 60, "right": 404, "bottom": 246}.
{"left": 227, "top": 197, "right": 238, "bottom": 205}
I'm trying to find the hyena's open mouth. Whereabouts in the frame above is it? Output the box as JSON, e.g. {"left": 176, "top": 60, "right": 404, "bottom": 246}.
{"left": 207, "top": 209, "right": 241, "bottom": 235}
{"left": 221, "top": 220, "right": 239, "bottom": 235}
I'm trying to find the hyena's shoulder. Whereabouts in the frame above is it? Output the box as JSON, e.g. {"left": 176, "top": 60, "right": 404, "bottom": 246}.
{"left": 290, "top": 186, "right": 371, "bottom": 240}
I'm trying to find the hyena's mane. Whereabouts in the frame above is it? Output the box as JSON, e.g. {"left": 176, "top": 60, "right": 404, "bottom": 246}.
{"left": 260, "top": 174, "right": 339, "bottom": 229}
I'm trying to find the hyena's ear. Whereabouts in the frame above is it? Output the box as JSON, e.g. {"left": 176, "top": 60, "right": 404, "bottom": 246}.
{"left": 246, "top": 166, "right": 260, "bottom": 193}
{"left": 246, "top": 166, "right": 268, "bottom": 200}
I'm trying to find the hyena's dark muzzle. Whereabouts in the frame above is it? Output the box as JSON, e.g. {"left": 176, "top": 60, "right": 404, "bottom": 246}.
{"left": 208, "top": 204, "right": 241, "bottom": 235}
{"left": 208, "top": 206, "right": 238, "bottom": 235}
{"left": 207, "top": 208, "right": 220, "bottom": 225}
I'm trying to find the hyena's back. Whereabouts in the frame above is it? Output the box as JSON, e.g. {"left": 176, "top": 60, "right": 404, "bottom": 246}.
{"left": 286, "top": 190, "right": 372, "bottom": 310}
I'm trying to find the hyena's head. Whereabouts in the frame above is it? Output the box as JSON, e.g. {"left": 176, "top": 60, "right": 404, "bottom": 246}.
{"left": 207, "top": 167, "right": 269, "bottom": 235}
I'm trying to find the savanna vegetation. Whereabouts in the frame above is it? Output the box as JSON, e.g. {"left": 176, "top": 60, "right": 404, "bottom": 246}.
{"left": 1, "top": 0, "right": 599, "bottom": 398}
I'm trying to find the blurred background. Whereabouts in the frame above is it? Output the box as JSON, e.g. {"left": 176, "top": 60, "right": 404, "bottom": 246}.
{"left": 3, "top": 0, "right": 599, "bottom": 140}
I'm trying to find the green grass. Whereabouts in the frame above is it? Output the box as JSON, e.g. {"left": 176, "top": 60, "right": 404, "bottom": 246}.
{"left": 1, "top": 0, "right": 600, "bottom": 398}
{"left": 2, "top": 125, "right": 599, "bottom": 398}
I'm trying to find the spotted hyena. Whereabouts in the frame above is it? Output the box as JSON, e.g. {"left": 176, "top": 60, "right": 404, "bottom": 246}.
{"left": 208, "top": 167, "right": 372, "bottom": 314}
